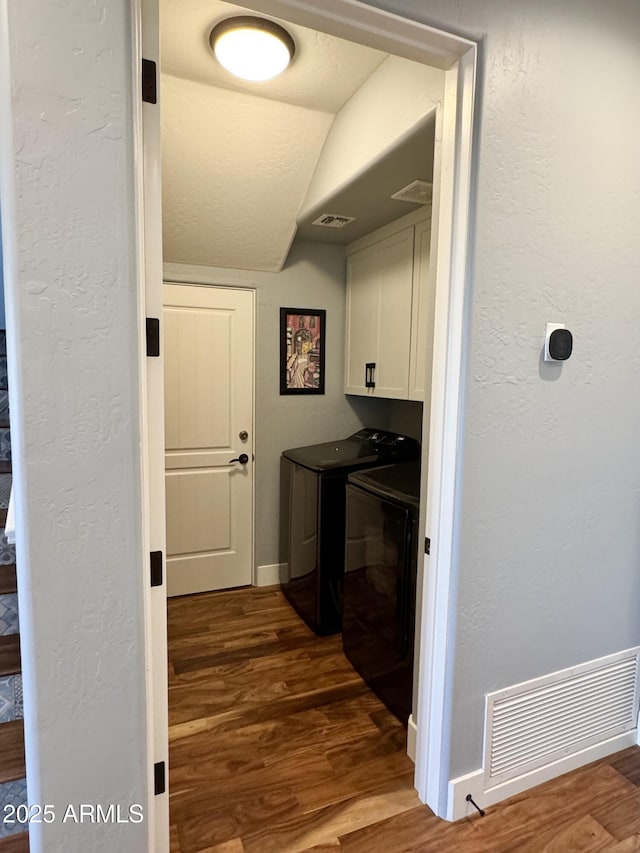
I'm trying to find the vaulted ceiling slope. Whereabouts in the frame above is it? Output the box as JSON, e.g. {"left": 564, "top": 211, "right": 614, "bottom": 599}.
{"left": 160, "top": 0, "right": 388, "bottom": 271}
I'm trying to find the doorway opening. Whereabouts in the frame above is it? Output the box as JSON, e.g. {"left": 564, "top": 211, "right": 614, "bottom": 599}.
{"left": 138, "top": 0, "right": 477, "bottom": 846}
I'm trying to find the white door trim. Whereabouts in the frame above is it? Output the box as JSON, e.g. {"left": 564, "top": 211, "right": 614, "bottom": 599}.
{"left": 232, "top": 0, "right": 475, "bottom": 68}
{"left": 416, "top": 47, "right": 477, "bottom": 817}
{"left": 134, "top": 0, "right": 169, "bottom": 848}
{"left": 137, "top": 0, "right": 478, "bottom": 829}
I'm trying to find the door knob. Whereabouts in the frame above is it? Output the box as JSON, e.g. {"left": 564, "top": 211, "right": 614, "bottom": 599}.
{"left": 229, "top": 453, "right": 249, "bottom": 465}
{"left": 239, "top": 430, "right": 249, "bottom": 441}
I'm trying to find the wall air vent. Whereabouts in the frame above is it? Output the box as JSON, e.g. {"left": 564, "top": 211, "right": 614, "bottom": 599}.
{"left": 391, "top": 179, "right": 433, "bottom": 205}
{"left": 484, "top": 647, "right": 640, "bottom": 788}
{"left": 311, "top": 214, "right": 356, "bottom": 229}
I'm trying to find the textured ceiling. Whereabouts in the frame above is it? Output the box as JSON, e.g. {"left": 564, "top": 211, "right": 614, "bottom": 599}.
{"left": 161, "top": 73, "right": 333, "bottom": 271}
{"left": 160, "top": 0, "right": 388, "bottom": 113}
{"left": 296, "top": 112, "right": 436, "bottom": 245}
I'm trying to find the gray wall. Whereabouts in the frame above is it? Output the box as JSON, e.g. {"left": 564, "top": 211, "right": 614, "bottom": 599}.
{"left": 365, "top": 0, "right": 640, "bottom": 782}
{"left": 1, "top": 2, "right": 150, "bottom": 849}
{"left": 165, "top": 239, "right": 394, "bottom": 568}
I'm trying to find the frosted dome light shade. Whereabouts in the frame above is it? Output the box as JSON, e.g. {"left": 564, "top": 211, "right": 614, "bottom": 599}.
{"left": 210, "top": 17, "right": 295, "bottom": 82}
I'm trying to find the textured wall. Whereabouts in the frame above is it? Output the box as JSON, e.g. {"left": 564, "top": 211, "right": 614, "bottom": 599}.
{"left": 1, "top": 1, "right": 150, "bottom": 850}
{"left": 362, "top": 0, "right": 640, "bottom": 782}
{"left": 299, "top": 55, "right": 444, "bottom": 221}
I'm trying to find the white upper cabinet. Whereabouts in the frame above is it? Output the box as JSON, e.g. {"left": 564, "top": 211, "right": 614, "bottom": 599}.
{"left": 344, "top": 208, "right": 434, "bottom": 402}
{"left": 408, "top": 216, "right": 435, "bottom": 401}
{"left": 345, "top": 226, "right": 414, "bottom": 398}
{"left": 344, "top": 244, "right": 381, "bottom": 395}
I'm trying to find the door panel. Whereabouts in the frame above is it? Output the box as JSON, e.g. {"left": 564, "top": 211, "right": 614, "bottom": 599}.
{"left": 409, "top": 216, "right": 434, "bottom": 402}
{"left": 345, "top": 248, "right": 379, "bottom": 394}
{"left": 164, "top": 284, "right": 254, "bottom": 596}
{"left": 164, "top": 307, "right": 232, "bottom": 451}
{"left": 343, "top": 485, "right": 414, "bottom": 721}
{"left": 344, "top": 225, "right": 414, "bottom": 398}
{"left": 375, "top": 228, "right": 414, "bottom": 398}
{"left": 288, "top": 463, "right": 318, "bottom": 581}
{"left": 165, "top": 470, "right": 231, "bottom": 555}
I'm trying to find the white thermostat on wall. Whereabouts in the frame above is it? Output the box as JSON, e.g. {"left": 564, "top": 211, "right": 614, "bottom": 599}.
{"left": 544, "top": 323, "right": 573, "bottom": 362}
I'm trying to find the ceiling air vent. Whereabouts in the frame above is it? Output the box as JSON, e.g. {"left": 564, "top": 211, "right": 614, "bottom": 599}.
{"left": 311, "top": 214, "right": 356, "bottom": 229}
{"left": 391, "top": 179, "right": 433, "bottom": 205}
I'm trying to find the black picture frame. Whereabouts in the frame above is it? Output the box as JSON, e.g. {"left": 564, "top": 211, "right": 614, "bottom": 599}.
{"left": 280, "top": 307, "right": 326, "bottom": 395}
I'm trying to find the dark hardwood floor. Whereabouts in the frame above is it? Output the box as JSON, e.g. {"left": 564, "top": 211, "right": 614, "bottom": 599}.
{"left": 168, "top": 586, "right": 640, "bottom": 853}
{"left": 0, "top": 833, "right": 29, "bottom": 853}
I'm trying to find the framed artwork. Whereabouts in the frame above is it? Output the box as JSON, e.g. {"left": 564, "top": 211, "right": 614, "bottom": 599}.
{"left": 280, "top": 307, "right": 326, "bottom": 395}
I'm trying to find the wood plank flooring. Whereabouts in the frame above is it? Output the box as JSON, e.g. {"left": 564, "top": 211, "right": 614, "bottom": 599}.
{"left": 168, "top": 586, "right": 640, "bottom": 853}
{"left": 0, "top": 833, "right": 29, "bottom": 853}
{"left": 0, "top": 634, "right": 21, "bottom": 676}
{"left": 0, "top": 720, "right": 25, "bottom": 785}
{"left": 0, "top": 565, "right": 17, "bottom": 596}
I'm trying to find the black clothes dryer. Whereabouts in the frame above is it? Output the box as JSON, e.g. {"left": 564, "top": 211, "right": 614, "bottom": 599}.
{"left": 342, "top": 461, "right": 421, "bottom": 723}
{"left": 280, "top": 429, "right": 419, "bottom": 635}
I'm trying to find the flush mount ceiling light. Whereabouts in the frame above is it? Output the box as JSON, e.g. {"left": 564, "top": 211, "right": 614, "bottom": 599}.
{"left": 209, "top": 16, "right": 295, "bottom": 82}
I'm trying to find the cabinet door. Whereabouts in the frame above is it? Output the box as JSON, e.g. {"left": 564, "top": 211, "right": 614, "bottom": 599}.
{"left": 345, "top": 245, "right": 379, "bottom": 395}
{"left": 374, "top": 227, "right": 415, "bottom": 398}
{"left": 409, "top": 217, "right": 435, "bottom": 402}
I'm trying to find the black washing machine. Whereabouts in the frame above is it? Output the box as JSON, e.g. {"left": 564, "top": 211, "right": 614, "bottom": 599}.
{"left": 342, "top": 461, "right": 421, "bottom": 723}
{"left": 280, "top": 429, "right": 419, "bottom": 635}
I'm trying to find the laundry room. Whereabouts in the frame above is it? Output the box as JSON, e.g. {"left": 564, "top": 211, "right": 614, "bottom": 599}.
{"left": 160, "top": 0, "right": 445, "bottom": 846}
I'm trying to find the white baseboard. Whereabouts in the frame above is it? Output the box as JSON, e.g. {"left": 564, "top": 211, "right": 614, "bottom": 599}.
{"left": 406, "top": 714, "right": 417, "bottom": 763}
{"left": 446, "top": 728, "right": 638, "bottom": 821}
{"left": 255, "top": 563, "right": 285, "bottom": 587}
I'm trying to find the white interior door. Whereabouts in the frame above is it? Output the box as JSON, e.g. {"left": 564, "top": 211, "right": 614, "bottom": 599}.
{"left": 163, "top": 283, "right": 254, "bottom": 596}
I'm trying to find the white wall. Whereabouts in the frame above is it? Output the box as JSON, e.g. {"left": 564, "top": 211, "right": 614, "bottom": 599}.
{"left": 165, "top": 239, "right": 394, "bottom": 568}
{"left": 0, "top": 1, "right": 150, "bottom": 850}
{"left": 0, "top": 206, "right": 5, "bottom": 329}
{"left": 363, "top": 0, "right": 640, "bottom": 788}
{"left": 299, "top": 55, "right": 444, "bottom": 222}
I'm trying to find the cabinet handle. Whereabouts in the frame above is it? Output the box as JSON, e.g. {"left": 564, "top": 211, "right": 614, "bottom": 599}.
{"left": 365, "top": 362, "right": 376, "bottom": 388}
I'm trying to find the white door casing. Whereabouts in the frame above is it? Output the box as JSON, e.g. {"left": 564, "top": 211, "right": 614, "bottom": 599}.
{"left": 164, "top": 284, "right": 254, "bottom": 596}
{"left": 139, "top": 0, "right": 477, "bottom": 833}
{"left": 137, "top": 0, "right": 169, "bottom": 847}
